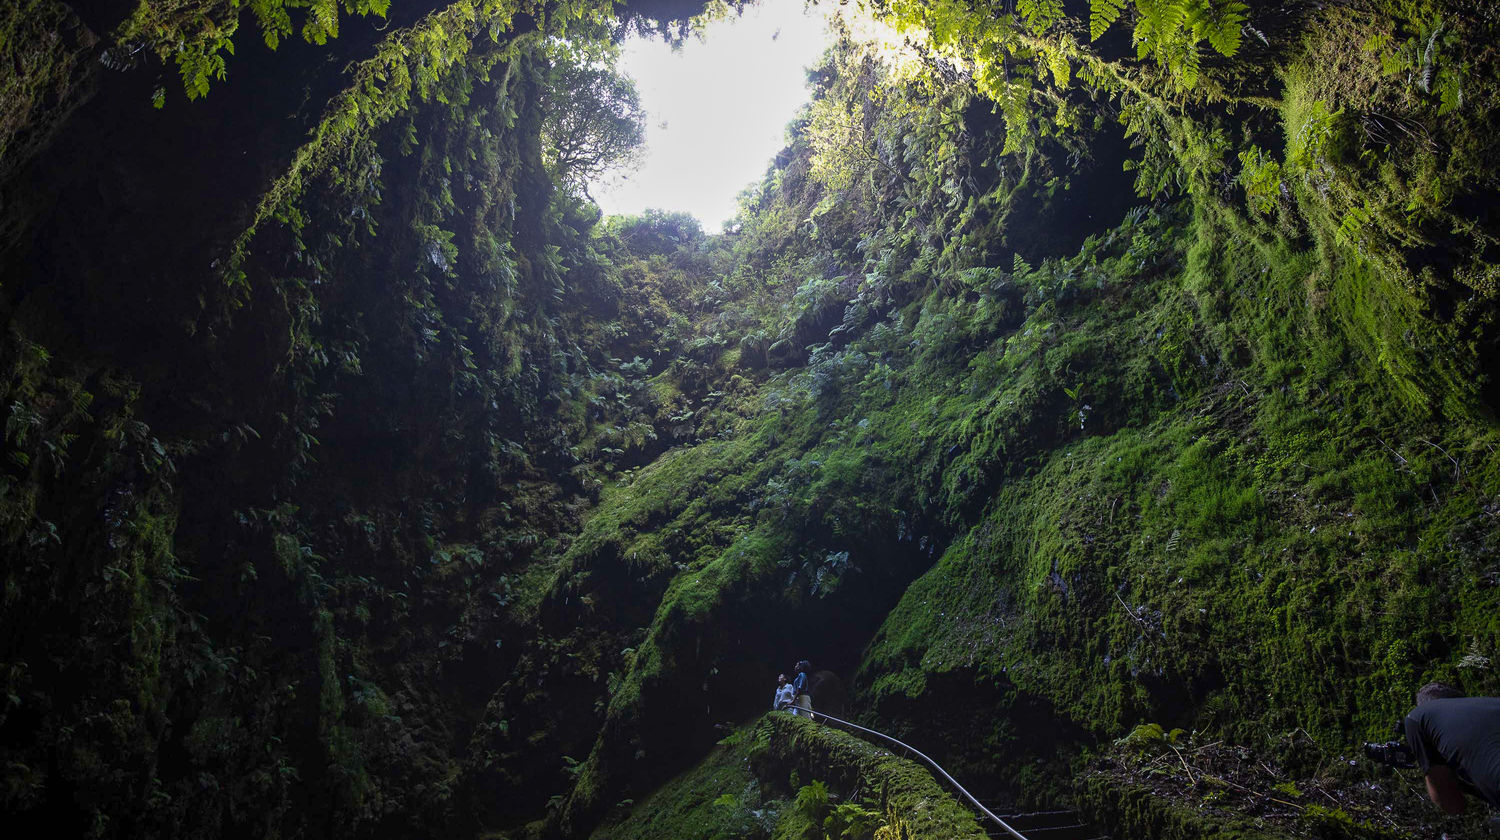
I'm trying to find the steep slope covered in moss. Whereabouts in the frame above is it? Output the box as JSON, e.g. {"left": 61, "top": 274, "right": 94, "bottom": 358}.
{"left": 5, "top": 1, "right": 1500, "bottom": 839}
{"left": 528, "top": 3, "right": 1500, "bottom": 838}
{"left": 1, "top": 1, "right": 702, "bottom": 837}
{"left": 589, "top": 715, "right": 986, "bottom": 840}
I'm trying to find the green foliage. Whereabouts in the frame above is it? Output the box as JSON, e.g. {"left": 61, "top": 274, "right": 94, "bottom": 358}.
{"left": 786, "top": 779, "right": 831, "bottom": 840}
{"left": 873, "top": 0, "right": 1249, "bottom": 111}
{"left": 1126, "top": 0, "right": 1247, "bottom": 89}
{"left": 823, "top": 800, "right": 888, "bottom": 840}
{"left": 540, "top": 36, "right": 647, "bottom": 190}
{"left": 860, "top": 197, "right": 1500, "bottom": 775}
{"left": 1273, "top": 6, "right": 1500, "bottom": 327}
{"left": 1236, "top": 146, "right": 1283, "bottom": 216}
{"left": 606, "top": 209, "right": 704, "bottom": 254}
{"left": 591, "top": 719, "right": 951, "bottom": 840}
{"left": 115, "top": 0, "right": 395, "bottom": 102}
{"left": 1017, "top": 0, "right": 1065, "bottom": 36}
{"left": 1089, "top": 0, "right": 1127, "bottom": 41}
{"left": 2, "top": 1, "right": 685, "bottom": 837}
{"left": 1287, "top": 99, "right": 1346, "bottom": 191}
{"left": 551, "top": 11, "right": 1500, "bottom": 804}
{"left": 590, "top": 722, "right": 776, "bottom": 840}
{"left": 755, "top": 716, "right": 987, "bottom": 840}
{"left": 1114, "top": 722, "right": 1186, "bottom": 752}
{"left": 226, "top": 1, "right": 627, "bottom": 275}
{"left": 10, "top": 2, "right": 1500, "bottom": 840}
{"left": 1363, "top": 18, "right": 1464, "bottom": 114}
{"left": 0, "top": 0, "right": 96, "bottom": 174}
{"left": 770, "top": 781, "right": 888, "bottom": 840}
{"left": 1081, "top": 772, "right": 1283, "bottom": 840}
{"left": 1200, "top": 1, "right": 1247, "bottom": 57}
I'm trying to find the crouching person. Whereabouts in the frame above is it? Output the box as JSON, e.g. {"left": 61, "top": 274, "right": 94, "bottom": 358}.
{"left": 1404, "top": 682, "right": 1500, "bottom": 814}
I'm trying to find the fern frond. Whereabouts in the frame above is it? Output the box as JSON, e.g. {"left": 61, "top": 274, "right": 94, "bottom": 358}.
{"left": 1362, "top": 32, "right": 1392, "bottom": 54}
{"left": 998, "top": 82, "right": 1034, "bottom": 155}
{"left": 249, "top": 0, "right": 294, "bottom": 50}
{"left": 1089, "top": 0, "right": 1127, "bottom": 41}
{"left": 1202, "top": 0, "right": 1247, "bottom": 56}
{"left": 1153, "top": 0, "right": 1189, "bottom": 34}
{"left": 1134, "top": 0, "right": 1188, "bottom": 61}
{"left": 1178, "top": 40, "right": 1201, "bottom": 88}
{"left": 303, "top": 0, "right": 340, "bottom": 46}
{"left": 1418, "top": 22, "right": 1444, "bottom": 92}
{"left": 1132, "top": 0, "right": 1158, "bottom": 60}
{"left": 1047, "top": 48, "right": 1071, "bottom": 86}
{"left": 1017, "top": 0, "right": 1066, "bottom": 36}
{"left": 1437, "top": 71, "right": 1462, "bottom": 114}
{"left": 1338, "top": 203, "right": 1373, "bottom": 246}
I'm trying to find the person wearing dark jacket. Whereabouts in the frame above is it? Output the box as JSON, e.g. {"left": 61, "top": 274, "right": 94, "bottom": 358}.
{"left": 1404, "top": 682, "right": 1500, "bottom": 813}
{"left": 791, "top": 660, "right": 813, "bottom": 719}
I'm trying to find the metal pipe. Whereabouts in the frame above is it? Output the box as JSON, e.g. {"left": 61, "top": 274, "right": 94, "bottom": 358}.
{"left": 787, "top": 709, "right": 1031, "bottom": 840}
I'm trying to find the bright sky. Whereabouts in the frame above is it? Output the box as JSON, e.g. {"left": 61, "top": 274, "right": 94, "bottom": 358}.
{"left": 590, "top": 0, "right": 837, "bottom": 230}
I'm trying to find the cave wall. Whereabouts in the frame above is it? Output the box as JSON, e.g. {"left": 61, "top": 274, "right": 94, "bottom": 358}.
{"left": 1, "top": 1, "right": 690, "bottom": 837}
{"left": 5, "top": 1, "right": 1500, "bottom": 839}
{"left": 533, "top": 3, "right": 1500, "bottom": 837}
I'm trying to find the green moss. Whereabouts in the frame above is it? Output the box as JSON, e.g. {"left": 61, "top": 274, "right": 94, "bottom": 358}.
{"left": 590, "top": 724, "right": 772, "bottom": 840}
{"left": 10, "top": 1, "right": 1500, "bottom": 838}
{"left": 592, "top": 716, "right": 986, "bottom": 840}
{"left": 858, "top": 187, "right": 1500, "bottom": 763}
{"left": 0, "top": 0, "right": 95, "bottom": 176}
{"left": 1080, "top": 773, "right": 1281, "bottom": 840}
{"left": 751, "top": 715, "right": 986, "bottom": 840}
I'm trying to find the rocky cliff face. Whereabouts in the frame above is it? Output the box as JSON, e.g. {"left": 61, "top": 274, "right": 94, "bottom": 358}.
{"left": 3, "top": 2, "right": 1499, "bottom": 839}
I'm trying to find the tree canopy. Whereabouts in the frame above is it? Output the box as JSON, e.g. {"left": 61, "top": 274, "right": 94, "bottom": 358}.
{"left": 540, "top": 38, "right": 646, "bottom": 192}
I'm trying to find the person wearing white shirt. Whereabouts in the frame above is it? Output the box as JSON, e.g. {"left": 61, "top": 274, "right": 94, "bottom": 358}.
{"left": 773, "top": 673, "right": 795, "bottom": 711}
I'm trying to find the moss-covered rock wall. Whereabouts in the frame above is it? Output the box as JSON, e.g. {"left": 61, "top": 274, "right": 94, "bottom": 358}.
{"left": 2, "top": 2, "right": 686, "bottom": 837}
{"left": 588, "top": 714, "right": 987, "bottom": 840}
{"left": 5, "top": 0, "right": 1500, "bottom": 839}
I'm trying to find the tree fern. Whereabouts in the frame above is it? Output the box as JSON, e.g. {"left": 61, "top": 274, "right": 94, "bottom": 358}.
{"left": 1089, "top": 0, "right": 1127, "bottom": 41}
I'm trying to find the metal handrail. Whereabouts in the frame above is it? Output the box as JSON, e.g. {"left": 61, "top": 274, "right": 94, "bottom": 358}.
{"left": 784, "top": 708, "right": 1030, "bottom": 840}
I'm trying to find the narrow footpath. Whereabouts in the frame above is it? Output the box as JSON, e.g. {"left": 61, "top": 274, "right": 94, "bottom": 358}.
{"left": 800, "top": 708, "right": 1110, "bottom": 840}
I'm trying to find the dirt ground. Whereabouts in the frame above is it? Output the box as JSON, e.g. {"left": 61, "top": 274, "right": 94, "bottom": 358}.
{"left": 1090, "top": 729, "right": 1498, "bottom": 839}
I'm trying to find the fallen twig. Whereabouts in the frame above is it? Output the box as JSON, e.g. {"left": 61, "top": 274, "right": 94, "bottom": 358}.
{"left": 1169, "top": 743, "right": 1196, "bottom": 785}
{"left": 1419, "top": 438, "right": 1461, "bottom": 480}
{"left": 1114, "top": 592, "right": 1148, "bottom": 626}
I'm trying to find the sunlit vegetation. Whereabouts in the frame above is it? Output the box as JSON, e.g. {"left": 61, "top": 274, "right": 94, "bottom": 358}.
{"left": 541, "top": 37, "right": 645, "bottom": 191}
{"left": 3, "top": 0, "right": 1500, "bottom": 839}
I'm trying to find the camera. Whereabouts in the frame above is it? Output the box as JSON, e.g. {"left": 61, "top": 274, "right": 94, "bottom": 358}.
{"left": 1363, "top": 720, "right": 1416, "bottom": 770}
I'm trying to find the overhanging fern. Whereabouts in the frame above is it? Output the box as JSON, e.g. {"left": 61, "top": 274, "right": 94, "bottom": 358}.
{"left": 1131, "top": 0, "right": 1245, "bottom": 89}
{"left": 1017, "top": 0, "right": 1066, "bottom": 36}
{"left": 1089, "top": 0, "right": 1127, "bottom": 41}
{"left": 1198, "top": 0, "right": 1247, "bottom": 57}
